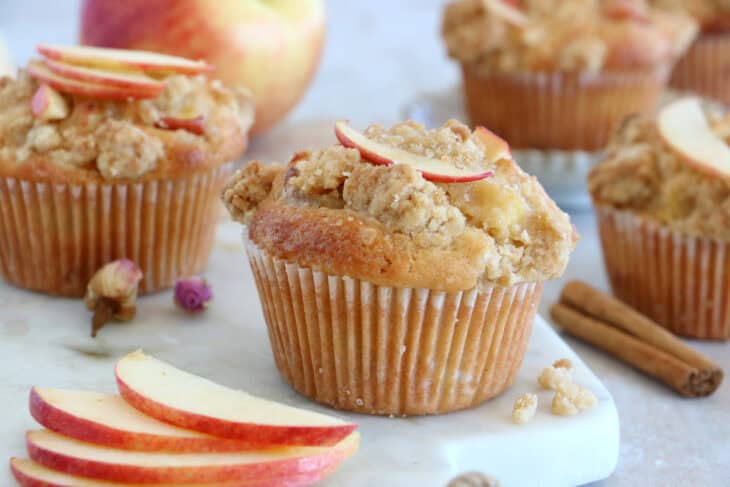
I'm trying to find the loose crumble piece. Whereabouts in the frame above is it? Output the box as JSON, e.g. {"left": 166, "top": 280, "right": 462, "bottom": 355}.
{"left": 537, "top": 358, "right": 574, "bottom": 390}
{"left": 536, "top": 357, "right": 598, "bottom": 417}
{"left": 447, "top": 471, "right": 501, "bottom": 487}
{"left": 512, "top": 392, "right": 538, "bottom": 424}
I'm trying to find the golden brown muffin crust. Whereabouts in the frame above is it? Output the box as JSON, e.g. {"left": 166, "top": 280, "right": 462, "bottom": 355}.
{"left": 224, "top": 120, "right": 576, "bottom": 291}
{"left": 589, "top": 108, "right": 730, "bottom": 240}
{"left": 0, "top": 70, "right": 253, "bottom": 184}
{"left": 442, "top": 0, "right": 698, "bottom": 73}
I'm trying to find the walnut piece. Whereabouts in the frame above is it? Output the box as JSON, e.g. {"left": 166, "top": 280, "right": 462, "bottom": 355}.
{"left": 512, "top": 392, "right": 538, "bottom": 424}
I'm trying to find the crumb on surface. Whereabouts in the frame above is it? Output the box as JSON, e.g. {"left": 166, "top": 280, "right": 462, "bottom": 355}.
{"left": 447, "top": 471, "right": 501, "bottom": 487}
{"left": 512, "top": 392, "right": 538, "bottom": 424}
{"left": 551, "top": 382, "right": 598, "bottom": 416}
{"left": 538, "top": 362, "right": 573, "bottom": 390}
{"left": 553, "top": 358, "right": 573, "bottom": 369}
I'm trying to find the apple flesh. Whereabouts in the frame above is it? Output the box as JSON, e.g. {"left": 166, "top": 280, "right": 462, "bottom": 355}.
{"left": 27, "top": 60, "right": 160, "bottom": 100}
{"left": 657, "top": 97, "right": 730, "bottom": 178}
{"left": 483, "top": 0, "right": 529, "bottom": 28}
{"left": 43, "top": 58, "right": 165, "bottom": 92}
{"left": 473, "top": 126, "right": 512, "bottom": 162}
{"left": 116, "top": 351, "right": 357, "bottom": 447}
{"left": 155, "top": 115, "right": 206, "bottom": 135}
{"left": 31, "top": 84, "right": 69, "bottom": 121}
{"left": 30, "top": 388, "right": 266, "bottom": 453}
{"left": 9, "top": 457, "right": 335, "bottom": 487}
{"left": 26, "top": 430, "right": 359, "bottom": 484}
{"left": 79, "top": 0, "right": 325, "bottom": 134}
{"left": 37, "top": 44, "right": 211, "bottom": 75}
{"left": 334, "top": 121, "right": 494, "bottom": 183}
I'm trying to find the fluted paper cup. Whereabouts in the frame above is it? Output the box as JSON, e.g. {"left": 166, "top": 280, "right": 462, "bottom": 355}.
{"left": 595, "top": 205, "right": 730, "bottom": 340}
{"left": 244, "top": 236, "right": 543, "bottom": 416}
{"left": 0, "top": 164, "right": 231, "bottom": 297}
{"left": 461, "top": 66, "right": 669, "bottom": 151}
{"left": 670, "top": 33, "right": 730, "bottom": 105}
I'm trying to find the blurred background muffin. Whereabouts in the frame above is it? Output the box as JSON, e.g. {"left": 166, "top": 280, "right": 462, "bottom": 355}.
{"left": 589, "top": 96, "right": 730, "bottom": 340}
{"left": 442, "top": 0, "right": 697, "bottom": 151}
{"left": 0, "top": 46, "right": 253, "bottom": 296}
{"left": 654, "top": 0, "right": 730, "bottom": 104}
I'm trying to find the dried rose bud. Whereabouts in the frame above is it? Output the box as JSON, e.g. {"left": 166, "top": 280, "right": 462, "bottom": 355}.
{"left": 84, "top": 259, "right": 143, "bottom": 337}
{"left": 174, "top": 277, "right": 212, "bottom": 313}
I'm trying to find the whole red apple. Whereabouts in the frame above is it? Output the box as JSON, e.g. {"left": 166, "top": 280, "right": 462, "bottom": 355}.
{"left": 79, "top": 0, "right": 326, "bottom": 134}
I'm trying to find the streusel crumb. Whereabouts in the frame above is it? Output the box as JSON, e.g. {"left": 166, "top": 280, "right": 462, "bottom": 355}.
{"left": 553, "top": 358, "right": 573, "bottom": 370}
{"left": 538, "top": 362, "right": 573, "bottom": 390}
{"left": 551, "top": 383, "right": 598, "bottom": 416}
{"left": 447, "top": 472, "right": 501, "bottom": 487}
{"left": 222, "top": 161, "right": 284, "bottom": 225}
{"left": 512, "top": 392, "right": 538, "bottom": 424}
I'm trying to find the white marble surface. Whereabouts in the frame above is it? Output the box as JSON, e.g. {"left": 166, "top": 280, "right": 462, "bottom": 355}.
{"left": 0, "top": 0, "right": 729, "bottom": 485}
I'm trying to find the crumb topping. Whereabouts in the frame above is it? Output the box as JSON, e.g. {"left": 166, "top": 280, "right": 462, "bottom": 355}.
{"left": 0, "top": 70, "right": 254, "bottom": 180}
{"left": 512, "top": 392, "right": 538, "bottom": 424}
{"left": 222, "top": 161, "right": 285, "bottom": 225}
{"left": 442, "top": 0, "right": 697, "bottom": 73}
{"left": 224, "top": 119, "right": 575, "bottom": 288}
{"left": 589, "top": 109, "right": 730, "bottom": 240}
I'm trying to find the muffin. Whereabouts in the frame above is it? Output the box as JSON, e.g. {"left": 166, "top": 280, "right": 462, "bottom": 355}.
{"left": 0, "top": 46, "right": 254, "bottom": 296}
{"left": 589, "top": 96, "right": 730, "bottom": 340}
{"left": 654, "top": 0, "right": 730, "bottom": 103}
{"left": 223, "top": 119, "right": 576, "bottom": 416}
{"left": 442, "top": 0, "right": 697, "bottom": 151}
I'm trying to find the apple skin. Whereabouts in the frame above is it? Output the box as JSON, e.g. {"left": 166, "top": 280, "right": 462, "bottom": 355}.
{"left": 79, "top": 0, "right": 326, "bottom": 134}
{"left": 155, "top": 115, "right": 206, "bottom": 135}
{"left": 43, "top": 58, "right": 165, "bottom": 92}
{"left": 29, "top": 388, "right": 264, "bottom": 453}
{"left": 26, "top": 430, "right": 359, "bottom": 484}
{"left": 10, "top": 457, "right": 332, "bottom": 487}
{"left": 31, "top": 84, "right": 69, "bottom": 121}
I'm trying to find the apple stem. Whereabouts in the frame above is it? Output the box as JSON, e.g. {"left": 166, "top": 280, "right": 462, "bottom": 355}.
{"left": 91, "top": 297, "right": 120, "bottom": 338}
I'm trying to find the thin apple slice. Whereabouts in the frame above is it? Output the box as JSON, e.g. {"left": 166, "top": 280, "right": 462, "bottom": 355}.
{"left": 116, "top": 351, "right": 357, "bottom": 447}
{"left": 31, "top": 84, "right": 69, "bottom": 121}
{"left": 9, "top": 458, "right": 331, "bottom": 487}
{"left": 38, "top": 44, "right": 211, "bottom": 75}
{"left": 26, "top": 430, "right": 359, "bottom": 484}
{"left": 657, "top": 97, "right": 730, "bottom": 178}
{"left": 27, "top": 60, "right": 159, "bottom": 100}
{"left": 334, "top": 121, "right": 494, "bottom": 183}
{"left": 483, "top": 0, "right": 529, "bottom": 28}
{"left": 155, "top": 115, "right": 206, "bottom": 135}
{"left": 30, "top": 388, "right": 268, "bottom": 452}
{"left": 43, "top": 58, "right": 165, "bottom": 92}
{"left": 473, "top": 126, "right": 512, "bottom": 162}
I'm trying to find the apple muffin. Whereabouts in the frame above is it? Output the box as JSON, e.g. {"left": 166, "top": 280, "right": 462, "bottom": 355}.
{"left": 0, "top": 45, "right": 254, "bottom": 296}
{"left": 653, "top": 0, "right": 730, "bottom": 103}
{"left": 442, "top": 0, "right": 697, "bottom": 151}
{"left": 223, "top": 119, "right": 576, "bottom": 416}
{"left": 589, "top": 97, "right": 730, "bottom": 340}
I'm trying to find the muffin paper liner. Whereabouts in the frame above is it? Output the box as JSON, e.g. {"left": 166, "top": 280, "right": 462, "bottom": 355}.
{"left": 595, "top": 205, "right": 730, "bottom": 340}
{"left": 461, "top": 66, "right": 669, "bottom": 151}
{"left": 0, "top": 164, "right": 231, "bottom": 297}
{"left": 244, "top": 237, "right": 543, "bottom": 416}
{"left": 670, "top": 33, "right": 730, "bottom": 105}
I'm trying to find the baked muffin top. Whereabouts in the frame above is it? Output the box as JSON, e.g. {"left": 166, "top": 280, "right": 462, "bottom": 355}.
{"left": 652, "top": 0, "right": 730, "bottom": 32}
{"left": 223, "top": 120, "right": 576, "bottom": 291}
{"left": 589, "top": 101, "right": 730, "bottom": 240}
{"left": 442, "top": 0, "right": 697, "bottom": 74}
{"left": 0, "top": 69, "right": 253, "bottom": 183}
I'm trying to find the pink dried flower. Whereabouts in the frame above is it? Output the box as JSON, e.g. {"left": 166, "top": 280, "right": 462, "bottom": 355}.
{"left": 174, "top": 277, "right": 212, "bottom": 313}
{"left": 85, "top": 259, "right": 143, "bottom": 337}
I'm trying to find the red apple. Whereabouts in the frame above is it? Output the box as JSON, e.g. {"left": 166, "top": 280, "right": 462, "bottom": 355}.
{"left": 26, "top": 430, "right": 359, "bottom": 484}
{"left": 37, "top": 44, "right": 211, "bottom": 75}
{"left": 79, "top": 0, "right": 326, "bottom": 134}
{"left": 155, "top": 115, "right": 206, "bottom": 135}
{"left": 43, "top": 58, "right": 165, "bottom": 92}
{"left": 31, "top": 84, "right": 69, "bottom": 121}
{"left": 116, "top": 351, "right": 357, "bottom": 447}
{"left": 27, "top": 60, "right": 159, "bottom": 100}
{"left": 334, "top": 121, "right": 494, "bottom": 183}
{"left": 29, "top": 388, "right": 264, "bottom": 453}
{"left": 10, "top": 457, "right": 332, "bottom": 487}
{"left": 657, "top": 97, "right": 730, "bottom": 178}
{"left": 483, "top": 0, "right": 529, "bottom": 27}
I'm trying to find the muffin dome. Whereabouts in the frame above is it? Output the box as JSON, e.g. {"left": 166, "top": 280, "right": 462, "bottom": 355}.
{"left": 223, "top": 119, "right": 576, "bottom": 291}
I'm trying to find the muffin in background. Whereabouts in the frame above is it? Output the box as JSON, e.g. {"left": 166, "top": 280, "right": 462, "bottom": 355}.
{"left": 223, "top": 119, "right": 576, "bottom": 416}
{"left": 0, "top": 48, "right": 254, "bottom": 296}
{"left": 589, "top": 97, "right": 730, "bottom": 340}
{"left": 442, "top": 0, "right": 697, "bottom": 151}
{"left": 654, "top": 0, "right": 730, "bottom": 104}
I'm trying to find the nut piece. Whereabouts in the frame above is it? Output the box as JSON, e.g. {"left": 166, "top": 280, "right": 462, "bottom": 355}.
{"left": 84, "top": 259, "right": 143, "bottom": 337}
{"left": 447, "top": 471, "right": 501, "bottom": 487}
{"left": 174, "top": 276, "right": 212, "bottom": 313}
{"left": 538, "top": 358, "right": 573, "bottom": 390}
{"left": 512, "top": 392, "right": 538, "bottom": 424}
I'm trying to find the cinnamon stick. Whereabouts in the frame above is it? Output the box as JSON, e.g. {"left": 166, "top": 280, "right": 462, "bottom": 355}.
{"left": 550, "top": 281, "right": 723, "bottom": 397}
